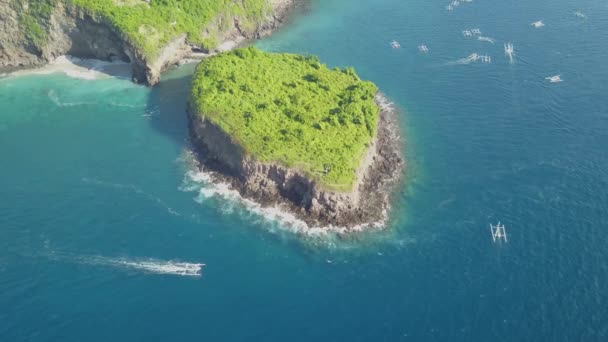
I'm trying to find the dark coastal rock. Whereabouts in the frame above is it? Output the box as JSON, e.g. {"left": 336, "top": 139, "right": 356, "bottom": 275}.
{"left": 188, "top": 94, "right": 404, "bottom": 230}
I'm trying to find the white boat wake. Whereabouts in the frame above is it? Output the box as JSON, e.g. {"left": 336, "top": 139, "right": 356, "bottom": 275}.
{"left": 81, "top": 177, "right": 182, "bottom": 217}
{"left": 477, "top": 36, "right": 495, "bottom": 44}
{"left": 446, "top": 0, "right": 472, "bottom": 11}
{"left": 574, "top": 11, "right": 586, "bottom": 19}
{"left": 82, "top": 256, "right": 204, "bottom": 277}
{"left": 447, "top": 53, "right": 491, "bottom": 65}
{"left": 43, "top": 251, "right": 205, "bottom": 277}
{"left": 504, "top": 42, "right": 515, "bottom": 64}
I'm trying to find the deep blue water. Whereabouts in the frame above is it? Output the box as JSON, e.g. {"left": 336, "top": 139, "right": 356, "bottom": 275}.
{"left": 2, "top": 0, "right": 608, "bottom": 340}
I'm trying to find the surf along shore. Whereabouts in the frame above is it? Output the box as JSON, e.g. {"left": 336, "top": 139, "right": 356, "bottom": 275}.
{"left": 188, "top": 48, "right": 404, "bottom": 231}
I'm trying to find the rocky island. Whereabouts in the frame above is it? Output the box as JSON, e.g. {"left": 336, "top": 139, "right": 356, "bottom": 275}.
{"left": 188, "top": 47, "right": 403, "bottom": 229}
{"left": 0, "top": 0, "right": 298, "bottom": 85}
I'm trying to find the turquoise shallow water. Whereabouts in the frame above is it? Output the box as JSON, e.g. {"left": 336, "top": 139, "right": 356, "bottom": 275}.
{"left": 2, "top": 0, "right": 608, "bottom": 340}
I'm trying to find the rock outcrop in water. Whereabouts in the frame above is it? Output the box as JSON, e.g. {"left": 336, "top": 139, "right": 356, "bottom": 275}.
{"left": 0, "top": 0, "right": 299, "bottom": 85}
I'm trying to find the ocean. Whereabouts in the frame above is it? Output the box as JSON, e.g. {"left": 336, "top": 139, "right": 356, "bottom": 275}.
{"left": 1, "top": 0, "right": 608, "bottom": 340}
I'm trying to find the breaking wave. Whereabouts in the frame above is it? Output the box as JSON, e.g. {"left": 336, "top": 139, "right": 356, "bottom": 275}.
{"left": 178, "top": 151, "right": 386, "bottom": 240}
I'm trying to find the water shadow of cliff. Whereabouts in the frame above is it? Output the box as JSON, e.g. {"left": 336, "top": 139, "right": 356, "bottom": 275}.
{"left": 146, "top": 64, "right": 197, "bottom": 148}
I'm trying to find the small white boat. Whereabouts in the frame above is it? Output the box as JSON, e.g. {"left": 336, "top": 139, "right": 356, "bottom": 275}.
{"left": 490, "top": 222, "right": 508, "bottom": 242}
{"left": 418, "top": 45, "right": 429, "bottom": 53}
{"left": 545, "top": 75, "right": 562, "bottom": 83}
{"left": 390, "top": 40, "right": 401, "bottom": 49}
{"left": 531, "top": 20, "right": 545, "bottom": 28}
{"left": 574, "top": 11, "right": 586, "bottom": 19}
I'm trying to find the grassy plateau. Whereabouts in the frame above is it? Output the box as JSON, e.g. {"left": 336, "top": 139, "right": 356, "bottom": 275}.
{"left": 190, "top": 47, "right": 380, "bottom": 191}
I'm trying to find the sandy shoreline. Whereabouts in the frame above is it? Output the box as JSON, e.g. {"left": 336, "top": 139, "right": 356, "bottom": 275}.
{"left": 1, "top": 55, "right": 133, "bottom": 81}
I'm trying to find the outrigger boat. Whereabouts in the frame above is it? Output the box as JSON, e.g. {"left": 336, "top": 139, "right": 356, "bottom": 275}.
{"left": 490, "top": 222, "right": 508, "bottom": 242}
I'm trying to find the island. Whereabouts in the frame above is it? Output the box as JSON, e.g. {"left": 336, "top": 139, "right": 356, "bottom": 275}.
{"left": 188, "top": 47, "right": 403, "bottom": 229}
{"left": 0, "top": 0, "right": 298, "bottom": 84}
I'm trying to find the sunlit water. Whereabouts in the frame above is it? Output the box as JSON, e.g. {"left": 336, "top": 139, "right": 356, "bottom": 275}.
{"left": 1, "top": 0, "right": 608, "bottom": 340}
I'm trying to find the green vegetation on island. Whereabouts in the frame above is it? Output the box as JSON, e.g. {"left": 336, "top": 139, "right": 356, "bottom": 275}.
{"left": 15, "top": 0, "right": 270, "bottom": 56}
{"left": 190, "top": 47, "right": 380, "bottom": 191}
{"left": 17, "top": 0, "right": 57, "bottom": 50}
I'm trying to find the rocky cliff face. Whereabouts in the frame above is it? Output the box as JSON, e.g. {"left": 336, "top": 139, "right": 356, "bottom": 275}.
{"left": 188, "top": 94, "right": 404, "bottom": 230}
{"left": 0, "top": 3, "right": 132, "bottom": 73}
{"left": 0, "top": 0, "right": 299, "bottom": 85}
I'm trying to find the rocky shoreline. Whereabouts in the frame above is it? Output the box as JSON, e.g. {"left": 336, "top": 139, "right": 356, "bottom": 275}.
{"left": 187, "top": 94, "right": 404, "bottom": 231}
{"left": 0, "top": 0, "right": 301, "bottom": 85}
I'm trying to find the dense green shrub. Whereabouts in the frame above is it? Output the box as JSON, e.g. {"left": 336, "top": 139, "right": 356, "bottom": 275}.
{"left": 15, "top": 0, "right": 58, "bottom": 49}
{"left": 69, "top": 0, "right": 270, "bottom": 56}
{"left": 190, "top": 47, "right": 380, "bottom": 191}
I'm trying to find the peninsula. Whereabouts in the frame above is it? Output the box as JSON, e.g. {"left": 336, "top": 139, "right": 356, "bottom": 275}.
{"left": 0, "top": 0, "right": 298, "bottom": 85}
{"left": 188, "top": 47, "right": 403, "bottom": 229}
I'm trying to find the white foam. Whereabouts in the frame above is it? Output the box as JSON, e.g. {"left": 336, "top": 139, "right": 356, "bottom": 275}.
{"left": 178, "top": 152, "right": 387, "bottom": 238}
{"left": 107, "top": 101, "right": 147, "bottom": 108}
{"left": 4, "top": 55, "right": 131, "bottom": 81}
{"left": 47, "top": 89, "right": 98, "bottom": 107}
{"left": 574, "top": 11, "right": 586, "bottom": 19}
{"left": 545, "top": 75, "right": 562, "bottom": 83}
